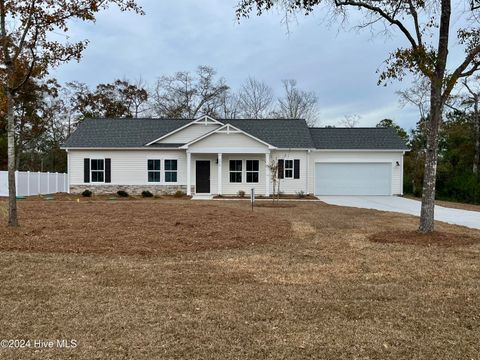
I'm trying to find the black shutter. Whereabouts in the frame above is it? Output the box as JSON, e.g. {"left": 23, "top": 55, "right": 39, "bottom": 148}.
{"left": 84, "top": 158, "right": 90, "bottom": 183}
{"left": 294, "top": 159, "right": 300, "bottom": 179}
{"left": 105, "top": 158, "right": 111, "bottom": 183}
{"left": 278, "top": 159, "right": 284, "bottom": 179}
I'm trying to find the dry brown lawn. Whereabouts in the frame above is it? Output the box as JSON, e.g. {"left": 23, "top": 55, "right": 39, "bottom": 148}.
{"left": 0, "top": 198, "right": 479, "bottom": 359}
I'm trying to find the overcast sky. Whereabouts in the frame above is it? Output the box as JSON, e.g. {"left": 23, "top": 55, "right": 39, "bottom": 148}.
{"left": 52, "top": 0, "right": 432, "bottom": 130}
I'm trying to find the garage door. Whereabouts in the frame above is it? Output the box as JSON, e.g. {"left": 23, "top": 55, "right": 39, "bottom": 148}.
{"left": 315, "top": 163, "right": 392, "bottom": 195}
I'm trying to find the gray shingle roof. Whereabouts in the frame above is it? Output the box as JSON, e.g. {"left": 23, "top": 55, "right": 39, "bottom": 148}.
{"left": 63, "top": 118, "right": 314, "bottom": 149}
{"left": 63, "top": 119, "right": 191, "bottom": 148}
{"left": 309, "top": 127, "right": 408, "bottom": 150}
{"left": 224, "top": 119, "right": 314, "bottom": 148}
{"left": 63, "top": 118, "right": 408, "bottom": 150}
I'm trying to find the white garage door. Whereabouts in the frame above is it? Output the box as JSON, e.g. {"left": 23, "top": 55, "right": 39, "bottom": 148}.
{"left": 315, "top": 163, "right": 392, "bottom": 195}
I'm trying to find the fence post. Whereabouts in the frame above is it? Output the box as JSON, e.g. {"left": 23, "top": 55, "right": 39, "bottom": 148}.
{"left": 65, "top": 173, "right": 69, "bottom": 193}
{"left": 47, "top": 172, "right": 50, "bottom": 194}
{"left": 15, "top": 171, "right": 18, "bottom": 197}
{"left": 38, "top": 171, "right": 41, "bottom": 195}
{"left": 27, "top": 171, "right": 30, "bottom": 196}
{"left": 55, "top": 172, "right": 59, "bottom": 193}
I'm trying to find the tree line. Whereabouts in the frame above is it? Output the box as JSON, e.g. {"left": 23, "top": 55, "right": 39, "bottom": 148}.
{"left": 0, "top": 66, "right": 321, "bottom": 173}
{"left": 378, "top": 75, "right": 480, "bottom": 205}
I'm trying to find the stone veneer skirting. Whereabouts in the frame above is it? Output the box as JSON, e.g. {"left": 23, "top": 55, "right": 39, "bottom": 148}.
{"left": 70, "top": 184, "right": 189, "bottom": 196}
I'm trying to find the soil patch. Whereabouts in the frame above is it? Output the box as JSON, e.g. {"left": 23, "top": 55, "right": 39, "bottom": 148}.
{"left": 369, "top": 230, "right": 480, "bottom": 247}
{"left": 0, "top": 201, "right": 291, "bottom": 256}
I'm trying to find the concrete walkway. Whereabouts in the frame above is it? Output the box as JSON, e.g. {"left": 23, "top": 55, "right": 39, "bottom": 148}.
{"left": 317, "top": 196, "right": 480, "bottom": 230}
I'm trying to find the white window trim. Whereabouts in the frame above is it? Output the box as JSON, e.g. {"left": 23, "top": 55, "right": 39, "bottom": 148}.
{"left": 147, "top": 158, "right": 162, "bottom": 183}
{"left": 229, "top": 159, "right": 243, "bottom": 183}
{"left": 246, "top": 159, "right": 260, "bottom": 184}
{"left": 146, "top": 157, "right": 180, "bottom": 185}
{"left": 228, "top": 159, "right": 261, "bottom": 184}
{"left": 90, "top": 158, "right": 105, "bottom": 184}
{"left": 284, "top": 159, "right": 294, "bottom": 179}
{"left": 164, "top": 159, "right": 178, "bottom": 183}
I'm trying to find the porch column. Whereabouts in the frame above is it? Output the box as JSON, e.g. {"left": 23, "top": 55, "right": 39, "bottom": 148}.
{"left": 265, "top": 152, "right": 270, "bottom": 197}
{"left": 217, "top": 153, "right": 223, "bottom": 195}
{"left": 187, "top": 152, "right": 192, "bottom": 196}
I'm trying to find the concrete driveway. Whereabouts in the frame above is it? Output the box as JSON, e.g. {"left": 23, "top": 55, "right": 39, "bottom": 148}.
{"left": 317, "top": 196, "right": 480, "bottom": 230}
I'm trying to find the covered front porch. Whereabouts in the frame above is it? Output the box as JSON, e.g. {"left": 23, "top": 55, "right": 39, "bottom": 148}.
{"left": 186, "top": 150, "right": 271, "bottom": 197}
{"left": 180, "top": 122, "right": 276, "bottom": 197}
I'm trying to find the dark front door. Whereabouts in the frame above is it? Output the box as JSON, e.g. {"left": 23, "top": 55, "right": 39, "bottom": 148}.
{"left": 196, "top": 161, "right": 210, "bottom": 193}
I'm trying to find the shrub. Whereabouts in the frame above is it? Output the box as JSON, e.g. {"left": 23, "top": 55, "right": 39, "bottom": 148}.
{"left": 238, "top": 190, "right": 246, "bottom": 198}
{"left": 142, "top": 190, "right": 154, "bottom": 198}
{"left": 117, "top": 190, "right": 129, "bottom": 197}
{"left": 82, "top": 190, "right": 92, "bottom": 197}
{"left": 296, "top": 191, "right": 306, "bottom": 199}
{"left": 174, "top": 190, "right": 186, "bottom": 198}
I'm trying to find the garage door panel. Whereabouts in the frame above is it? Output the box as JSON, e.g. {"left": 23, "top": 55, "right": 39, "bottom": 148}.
{"left": 315, "top": 163, "right": 392, "bottom": 195}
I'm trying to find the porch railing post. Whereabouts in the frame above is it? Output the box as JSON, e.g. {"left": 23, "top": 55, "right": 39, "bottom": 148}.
{"left": 217, "top": 153, "right": 222, "bottom": 195}
{"left": 265, "top": 152, "right": 270, "bottom": 197}
{"left": 27, "top": 171, "right": 30, "bottom": 196}
{"left": 186, "top": 152, "right": 192, "bottom": 196}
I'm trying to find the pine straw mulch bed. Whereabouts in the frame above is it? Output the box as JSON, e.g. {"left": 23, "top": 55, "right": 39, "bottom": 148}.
{"left": 369, "top": 230, "right": 480, "bottom": 247}
{"left": 0, "top": 200, "right": 291, "bottom": 256}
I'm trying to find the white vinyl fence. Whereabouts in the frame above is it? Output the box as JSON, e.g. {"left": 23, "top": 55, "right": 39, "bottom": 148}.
{"left": 0, "top": 171, "right": 68, "bottom": 197}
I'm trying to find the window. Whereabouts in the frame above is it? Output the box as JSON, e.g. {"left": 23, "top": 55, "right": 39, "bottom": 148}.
{"left": 284, "top": 160, "right": 294, "bottom": 178}
{"left": 91, "top": 159, "right": 104, "bottom": 182}
{"left": 246, "top": 160, "right": 259, "bottom": 183}
{"left": 229, "top": 160, "right": 242, "bottom": 183}
{"left": 148, "top": 159, "right": 161, "bottom": 182}
{"left": 165, "top": 159, "right": 178, "bottom": 182}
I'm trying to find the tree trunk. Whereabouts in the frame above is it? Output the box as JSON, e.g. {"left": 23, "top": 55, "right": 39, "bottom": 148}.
{"left": 473, "top": 99, "right": 479, "bottom": 175}
{"left": 418, "top": 0, "right": 450, "bottom": 234}
{"left": 419, "top": 85, "right": 442, "bottom": 233}
{"left": 7, "top": 89, "right": 18, "bottom": 227}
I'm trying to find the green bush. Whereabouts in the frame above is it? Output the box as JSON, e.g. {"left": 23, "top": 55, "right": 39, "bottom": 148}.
{"left": 117, "top": 190, "right": 129, "bottom": 197}
{"left": 296, "top": 191, "right": 306, "bottom": 199}
{"left": 142, "top": 190, "right": 153, "bottom": 198}
{"left": 238, "top": 190, "right": 246, "bottom": 198}
{"left": 174, "top": 190, "right": 186, "bottom": 198}
{"left": 82, "top": 190, "right": 92, "bottom": 197}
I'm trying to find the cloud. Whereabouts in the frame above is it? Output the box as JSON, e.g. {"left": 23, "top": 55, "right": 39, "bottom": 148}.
{"left": 51, "top": 0, "right": 434, "bottom": 130}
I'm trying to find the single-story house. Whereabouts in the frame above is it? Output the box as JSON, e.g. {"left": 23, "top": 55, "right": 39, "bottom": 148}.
{"left": 62, "top": 116, "right": 408, "bottom": 196}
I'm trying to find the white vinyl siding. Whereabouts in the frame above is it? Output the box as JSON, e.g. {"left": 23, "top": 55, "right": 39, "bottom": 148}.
{"left": 188, "top": 132, "right": 269, "bottom": 153}
{"left": 69, "top": 150, "right": 186, "bottom": 185}
{"left": 221, "top": 154, "right": 267, "bottom": 195}
{"left": 157, "top": 124, "right": 220, "bottom": 144}
{"left": 68, "top": 148, "right": 404, "bottom": 196}
{"left": 270, "top": 150, "right": 308, "bottom": 195}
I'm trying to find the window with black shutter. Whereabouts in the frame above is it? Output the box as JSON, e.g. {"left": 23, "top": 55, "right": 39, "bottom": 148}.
{"left": 294, "top": 159, "right": 300, "bottom": 179}
{"left": 278, "top": 159, "right": 284, "bottom": 179}
{"left": 84, "top": 158, "right": 90, "bottom": 183}
{"left": 105, "top": 159, "right": 111, "bottom": 183}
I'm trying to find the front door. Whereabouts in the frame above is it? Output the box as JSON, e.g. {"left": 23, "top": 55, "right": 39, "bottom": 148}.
{"left": 196, "top": 161, "right": 210, "bottom": 194}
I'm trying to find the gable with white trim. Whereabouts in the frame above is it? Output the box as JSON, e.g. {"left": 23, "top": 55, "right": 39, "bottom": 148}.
{"left": 158, "top": 123, "right": 221, "bottom": 144}
{"left": 148, "top": 116, "right": 223, "bottom": 145}
{"left": 184, "top": 124, "right": 274, "bottom": 153}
